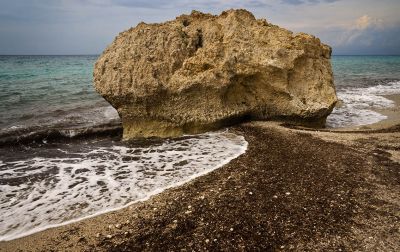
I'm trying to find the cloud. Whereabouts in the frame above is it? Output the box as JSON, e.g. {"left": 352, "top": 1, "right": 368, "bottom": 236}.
{"left": 281, "top": 0, "right": 339, "bottom": 5}
{"left": 336, "top": 15, "right": 385, "bottom": 46}
{"left": 111, "top": 0, "right": 169, "bottom": 8}
{"left": 96, "top": 0, "right": 270, "bottom": 9}
{"left": 355, "top": 15, "right": 383, "bottom": 30}
{"left": 333, "top": 25, "right": 400, "bottom": 55}
{"left": 314, "top": 14, "right": 400, "bottom": 55}
{"left": 0, "top": 0, "right": 399, "bottom": 55}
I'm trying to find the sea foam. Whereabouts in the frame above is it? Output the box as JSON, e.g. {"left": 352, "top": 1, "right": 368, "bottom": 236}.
{"left": 0, "top": 131, "right": 247, "bottom": 241}
{"left": 326, "top": 80, "right": 400, "bottom": 127}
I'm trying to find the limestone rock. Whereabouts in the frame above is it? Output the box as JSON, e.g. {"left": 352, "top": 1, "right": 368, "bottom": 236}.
{"left": 94, "top": 9, "right": 337, "bottom": 139}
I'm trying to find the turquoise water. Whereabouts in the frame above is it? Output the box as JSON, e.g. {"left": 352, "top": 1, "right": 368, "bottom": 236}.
{"left": 0, "top": 55, "right": 118, "bottom": 132}
{"left": 329, "top": 56, "right": 400, "bottom": 127}
{"left": 0, "top": 55, "right": 400, "bottom": 132}
{"left": 332, "top": 55, "right": 400, "bottom": 83}
{"left": 0, "top": 55, "right": 249, "bottom": 241}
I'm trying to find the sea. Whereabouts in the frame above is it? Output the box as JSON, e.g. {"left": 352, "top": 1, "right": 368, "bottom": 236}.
{"left": 0, "top": 55, "right": 399, "bottom": 241}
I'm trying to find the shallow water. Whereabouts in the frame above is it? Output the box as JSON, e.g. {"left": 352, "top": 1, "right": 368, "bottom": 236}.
{"left": 0, "top": 55, "right": 119, "bottom": 133}
{"left": 0, "top": 131, "right": 247, "bottom": 241}
{"left": 327, "top": 56, "right": 400, "bottom": 127}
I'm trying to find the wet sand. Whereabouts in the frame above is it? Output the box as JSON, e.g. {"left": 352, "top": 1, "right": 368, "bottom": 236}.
{"left": 1, "top": 117, "right": 399, "bottom": 251}
{"left": 340, "top": 93, "right": 400, "bottom": 131}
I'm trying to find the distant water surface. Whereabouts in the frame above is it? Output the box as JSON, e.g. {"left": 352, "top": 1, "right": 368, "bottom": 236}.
{"left": 0, "top": 55, "right": 118, "bottom": 134}
{"left": 1, "top": 55, "right": 399, "bottom": 133}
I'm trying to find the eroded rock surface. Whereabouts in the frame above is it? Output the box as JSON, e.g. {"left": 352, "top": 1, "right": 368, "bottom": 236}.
{"left": 94, "top": 9, "right": 337, "bottom": 139}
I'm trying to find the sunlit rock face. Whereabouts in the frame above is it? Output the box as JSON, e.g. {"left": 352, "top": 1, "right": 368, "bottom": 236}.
{"left": 94, "top": 9, "right": 337, "bottom": 139}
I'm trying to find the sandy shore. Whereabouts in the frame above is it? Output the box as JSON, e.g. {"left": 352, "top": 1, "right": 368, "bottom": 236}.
{"left": 1, "top": 117, "right": 399, "bottom": 251}
{"left": 369, "top": 94, "right": 400, "bottom": 129}
{"left": 1, "top": 94, "right": 400, "bottom": 251}
{"left": 335, "top": 93, "right": 400, "bottom": 131}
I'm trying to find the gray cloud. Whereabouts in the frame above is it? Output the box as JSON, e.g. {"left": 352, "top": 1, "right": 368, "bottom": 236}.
{"left": 281, "top": 0, "right": 339, "bottom": 5}
{"left": 109, "top": 0, "right": 270, "bottom": 9}
{"left": 0, "top": 0, "right": 398, "bottom": 55}
{"left": 111, "top": 0, "right": 169, "bottom": 8}
{"left": 334, "top": 26, "right": 400, "bottom": 55}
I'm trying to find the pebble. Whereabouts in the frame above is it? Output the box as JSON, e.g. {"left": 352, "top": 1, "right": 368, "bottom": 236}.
{"left": 108, "top": 224, "right": 113, "bottom": 229}
{"left": 273, "top": 195, "right": 278, "bottom": 199}
{"left": 249, "top": 192, "right": 253, "bottom": 195}
{"left": 188, "top": 205, "right": 192, "bottom": 209}
{"left": 230, "top": 228, "right": 234, "bottom": 232}
{"left": 173, "top": 220, "right": 178, "bottom": 223}
{"left": 95, "top": 233, "right": 101, "bottom": 238}
{"left": 205, "top": 239, "right": 210, "bottom": 243}
{"left": 115, "top": 224, "right": 121, "bottom": 229}
{"left": 285, "top": 192, "right": 291, "bottom": 196}
{"left": 126, "top": 220, "right": 130, "bottom": 224}
{"left": 106, "top": 235, "right": 112, "bottom": 239}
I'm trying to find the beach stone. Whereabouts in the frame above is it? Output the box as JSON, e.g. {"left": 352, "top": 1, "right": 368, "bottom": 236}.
{"left": 94, "top": 9, "right": 337, "bottom": 139}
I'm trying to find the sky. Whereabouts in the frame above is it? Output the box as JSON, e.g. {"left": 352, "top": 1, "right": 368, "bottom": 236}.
{"left": 0, "top": 0, "right": 399, "bottom": 55}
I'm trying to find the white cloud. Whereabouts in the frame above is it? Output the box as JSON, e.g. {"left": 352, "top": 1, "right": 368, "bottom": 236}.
{"left": 334, "top": 15, "right": 386, "bottom": 46}
{"left": 355, "top": 15, "right": 383, "bottom": 30}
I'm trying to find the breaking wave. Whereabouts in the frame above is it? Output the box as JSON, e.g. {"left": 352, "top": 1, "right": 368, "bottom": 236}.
{"left": 0, "top": 130, "right": 248, "bottom": 241}
{"left": 327, "top": 80, "right": 400, "bottom": 128}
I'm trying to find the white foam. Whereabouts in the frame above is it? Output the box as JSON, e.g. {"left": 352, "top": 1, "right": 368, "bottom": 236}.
{"left": 0, "top": 131, "right": 247, "bottom": 241}
{"left": 103, "top": 106, "right": 119, "bottom": 120}
{"left": 327, "top": 80, "right": 400, "bottom": 128}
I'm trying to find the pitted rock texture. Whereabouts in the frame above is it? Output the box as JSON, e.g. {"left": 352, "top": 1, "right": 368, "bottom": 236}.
{"left": 94, "top": 9, "right": 337, "bottom": 139}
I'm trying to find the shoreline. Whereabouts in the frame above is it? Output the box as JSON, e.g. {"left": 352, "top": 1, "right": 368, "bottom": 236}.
{"left": 369, "top": 93, "right": 400, "bottom": 129}
{"left": 1, "top": 120, "right": 399, "bottom": 251}
{"left": 1, "top": 93, "right": 400, "bottom": 251}
{"left": 323, "top": 93, "right": 400, "bottom": 132}
{"left": 0, "top": 132, "right": 248, "bottom": 242}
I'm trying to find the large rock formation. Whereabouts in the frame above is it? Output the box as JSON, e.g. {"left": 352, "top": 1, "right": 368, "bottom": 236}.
{"left": 94, "top": 9, "right": 337, "bottom": 139}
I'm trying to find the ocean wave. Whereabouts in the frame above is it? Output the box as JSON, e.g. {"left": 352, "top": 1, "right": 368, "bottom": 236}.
{"left": 1, "top": 104, "right": 120, "bottom": 140}
{"left": 0, "top": 122, "right": 122, "bottom": 146}
{"left": 0, "top": 130, "right": 248, "bottom": 241}
{"left": 327, "top": 80, "right": 400, "bottom": 128}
